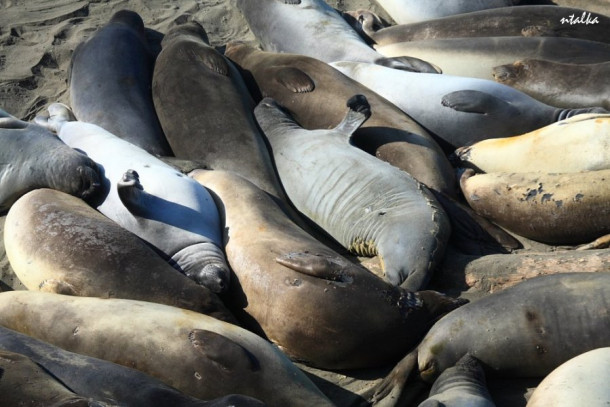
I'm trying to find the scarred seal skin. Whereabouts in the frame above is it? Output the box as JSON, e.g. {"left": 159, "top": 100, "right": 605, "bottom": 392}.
{"left": 0, "top": 292, "right": 335, "bottom": 407}
{"left": 372, "top": 272, "right": 610, "bottom": 405}
{"left": 0, "top": 109, "right": 100, "bottom": 214}
{"left": 0, "top": 326, "right": 265, "bottom": 407}
{"left": 254, "top": 95, "right": 450, "bottom": 291}
{"left": 69, "top": 10, "right": 172, "bottom": 156}
{"left": 459, "top": 168, "right": 610, "bottom": 245}
{"left": 4, "top": 188, "right": 236, "bottom": 323}
{"left": 191, "top": 169, "right": 467, "bottom": 369}
{"left": 455, "top": 113, "right": 610, "bottom": 174}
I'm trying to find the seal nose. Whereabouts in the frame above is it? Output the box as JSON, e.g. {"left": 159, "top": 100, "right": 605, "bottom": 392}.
{"left": 197, "top": 264, "right": 230, "bottom": 294}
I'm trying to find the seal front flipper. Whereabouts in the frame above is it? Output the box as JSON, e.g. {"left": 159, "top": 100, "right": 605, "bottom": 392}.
{"left": 334, "top": 94, "right": 371, "bottom": 137}
{"left": 189, "top": 329, "right": 260, "bottom": 372}
{"left": 276, "top": 252, "right": 354, "bottom": 284}
{"left": 117, "top": 169, "right": 151, "bottom": 217}
{"left": 376, "top": 56, "right": 441, "bottom": 74}
{"left": 275, "top": 67, "right": 315, "bottom": 93}
{"left": 442, "top": 90, "right": 520, "bottom": 116}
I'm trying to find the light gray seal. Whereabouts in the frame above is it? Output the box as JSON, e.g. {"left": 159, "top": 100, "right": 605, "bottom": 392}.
{"left": 254, "top": 95, "right": 451, "bottom": 291}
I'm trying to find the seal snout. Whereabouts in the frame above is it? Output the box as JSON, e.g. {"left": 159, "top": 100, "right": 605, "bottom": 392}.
{"left": 492, "top": 62, "right": 521, "bottom": 84}
{"left": 194, "top": 264, "right": 230, "bottom": 293}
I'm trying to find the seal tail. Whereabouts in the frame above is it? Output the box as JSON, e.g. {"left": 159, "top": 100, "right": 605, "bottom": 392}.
{"left": 334, "top": 94, "right": 371, "bottom": 139}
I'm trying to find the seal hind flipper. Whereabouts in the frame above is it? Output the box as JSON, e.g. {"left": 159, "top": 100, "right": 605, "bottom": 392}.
{"left": 189, "top": 329, "right": 261, "bottom": 372}
{"left": 34, "top": 103, "right": 75, "bottom": 133}
{"left": 117, "top": 169, "right": 150, "bottom": 217}
{"left": 376, "top": 56, "right": 441, "bottom": 74}
{"left": 276, "top": 252, "right": 354, "bottom": 284}
{"left": 371, "top": 349, "right": 419, "bottom": 404}
{"left": 275, "top": 67, "right": 315, "bottom": 93}
{"left": 442, "top": 90, "right": 520, "bottom": 116}
{"left": 334, "top": 94, "right": 371, "bottom": 137}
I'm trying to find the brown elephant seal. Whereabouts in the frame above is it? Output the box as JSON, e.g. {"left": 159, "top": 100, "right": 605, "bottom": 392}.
{"left": 224, "top": 42, "right": 456, "bottom": 197}
{"left": 152, "top": 21, "right": 284, "bottom": 199}
{"left": 4, "top": 188, "right": 235, "bottom": 323}
{"left": 493, "top": 60, "right": 610, "bottom": 109}
{"left": 345, "top": 6, "right": 610, "bottom": 45}
{"left": 0, "top": 109, "right": 100, "bottom": 214}
{"left": 527, "top": 347, "right": 610, "bottom": 406}
{"left": 0, "top": 326, "right": 265, "bottom": 407}
{"left": 190, "top": 169, "right": 467, "bottom": 369}
{"left": 0, "top": 350, "right": 109, "bottom": 407}
{"left": 455, "top": 113, "right": 610, "bottom": 173}
{"left": 460, "top": 169, "right": 610, "bottom": 245}
{"left": 372, "top": 272, "right": 610, "bottom": 405}
{"left": 69, "top": 10, "right": 172, "bottom": 156}
{"left": 0, "top": 292, "right": 334, "bottom": 407}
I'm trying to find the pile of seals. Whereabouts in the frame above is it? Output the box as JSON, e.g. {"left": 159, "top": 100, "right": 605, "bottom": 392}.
{"left": 0, "top": 1, "right": 609, "bottom": 406}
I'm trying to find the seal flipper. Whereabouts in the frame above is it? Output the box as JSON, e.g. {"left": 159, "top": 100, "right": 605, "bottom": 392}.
{"left": 334, "top": 94, "right": 371, "bottom": 138}
{"left": 276, "top": 0, "right": 301, "bottom": 4}
{"left": 117, "top": 169, "right": 151, "bottom": 217}
{"left": 276, "top": 252, "right": 354, "bottom": 284}
{"left": 371, "top": 349, "right": 419, "bottom": 405}
{"left": 442, "top": 90, "right": 520, "bottom": 116}
{"left": 376, "top": 56, "right": 442, "bottom": 74}
{"left": 189, "top": 329, "right": 260, "bottom": 372}
{"left": 275, "top": 67, "right": 315, "bottom": 93}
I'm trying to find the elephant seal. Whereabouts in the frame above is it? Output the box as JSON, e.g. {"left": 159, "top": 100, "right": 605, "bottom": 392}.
{"left": 233, "top": 0, "right": 439, "bottom": 71}
{"left": 4, "top": 188, "right": 235, "bottom": 323}
{"left": 460, "top": 168, "right": 610, "bottom": 245}
{"left": 0, "top": 326, "right": 265, "bottom": 407}
{"left": 493, "top": 60, "right": 610, "bottom": 109}
{"left": 224, "top": 42, "right": 456, "bottom": 196}
{"left": 372, "top": 272, "right": 610, "bottom": 405}
{"left": 345, "top": 6, "right": 610, "bottom": 45}
{"left": 254, "top": 95, "right": 450, "bottom": 291}
{"left": 527, "top": 347, "right": 610, "bottom": 406}
{"left": 190, "top": 169, "right": 467, "bottom": 369}
{"left": 35, "top": 103, "right": 230, "bottom": 293}
{"left": 330, "top": 61, "right": 606, "bottom": 149}
{"left": 455, "top": 113, "right": 610, "bottom": 173}
{"left": 0, "top": 292, "right": 334, "bottom": 407}
{"left": 0, "top": 109, "right": 100, "bottom": 214}
{"left": 418, "top": 354, "right": 495, "bottom": 407}
{"left": 152, "top": 21, "right": 284, "bottom": 199}
{"left": 69, "top": 10, "right": 171, "bottom": 156}
{"left": 0, "top": 349, "right": 108, "bottom": 407}
{"left": 376, "top": 37, "right": 610, "bottom": 81}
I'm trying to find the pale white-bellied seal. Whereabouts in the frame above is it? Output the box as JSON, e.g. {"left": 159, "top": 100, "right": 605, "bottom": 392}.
{"left": 493, "top": 60, "right": 610, "bottom": 109}
{"left": 152, "top": 21, "right": 284, "bottom": 199}
{"left": 0, "top": 349, "right": 109, "bottom": 407}
{"left": 0, "top": 326, "right": 265, "bottom": 407}
{"left": 376, "top": 37, "right": 610, "bottom": 81}
{"left": 0, "top": 109, "right": 100, "bottom": 214}
{"left": 190, "top": 169, "right": 466, "bottom": 369}
{"left": 455, "top": 113, "right": 610, "bottom": 173}
{"left": 418, "top": 354, "right": 495, "bottom": 407}
{"left": 35, "top": 103, "right": 230, "bottom": 293}
{"left": 460, "top": 169, "right": 610, "bottom": 245}
{"left": 0, "top": 292, "right": 335, "bottom": 407}
{"left": 372, "top": 272, "right": 610, "bottom": 405}
{"left": 4, "top": 188, "right": 235, "bottom": 323}
{"left": 69, "top": 10, "right": 171, "bottom": 156}
{"left": 233, "top": 0, "right": 439, "bottom": 72}
{"left": 224, "top": 42, "right": 456, "bottom": 196}
{"left": 330, "top": 61, "right": 606, "bottom": 149}
{"left": 254, "top": 95, "right": 450, "bottom": 291}
{"left": 527, "top": 347, "right": 610, "bottom": 406}
{"left": 345, "top": 6, "right": 610, "bottom": 45}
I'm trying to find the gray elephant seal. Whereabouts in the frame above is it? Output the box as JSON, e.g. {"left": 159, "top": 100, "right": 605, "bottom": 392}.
{"left": 372, "top": 272, "right": 610, "bottom": 405}
{"left": 0, "top": 109, "right": 100, "bottom": 214}
{"left": 493, "top": 60, "right": 610, "bottom": 109}
{"left": 0, "top": 326, "right": 265, "bottom": 407}
{"left": 0, "top": 292, "right": 335, "bottom": 407}
{"left": 254, "top": 95, "right": 450, "bottom": 291}
{"left": 5, "top": 188, "right": 236, "bottom": 323}
{"left": 69, "top": 10, "right": 171, "bottom": 156}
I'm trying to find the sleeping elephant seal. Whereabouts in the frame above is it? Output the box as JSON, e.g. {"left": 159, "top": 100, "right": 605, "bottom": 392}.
{"left": 330, "top": 61, "right": 606, "bottom": 149}
{"left": 224, "top": 42, "right": 456, "bottom": 197}
{"left": 190, "top": 169, "right": 467, "bottom": 369}
{"left": 493, "top": 60, "right": 610, "bottom": 109}
{"left": 35, "top": 103, "right": 230, "bottom": 293}
{"left": 0, "top": 326, "right": 265, "bottom": 407}
{"left": 152, "top": 21, "right": 284, "bottom": 200}
{"left": 69, "top": 10, "right": 171, "bottom": 156}
{"left": 254, "top": 95, "right": 450, "bottom": 291}
{"left": 455, "top": 113, "right": 610, "bottom": 174}
{"left": 0, "top": 350, "right": 108, "bottom": 407}
{"left": 0, "top": 109, "right": 100, "bottom": 214}
{"left": 527, "top": 347, "right": 610, "bottom": 406}
{"left": 460, "top": 169, "right": 610, "bottom": 245}
{"left": 0, "top": 292, "right": 334, "bottom": 407}
{"left": 372, "top": 272, "right": 610, "bottom": 406}
{"left": 4, "top": 188, "right": 235, "bottom": 323}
